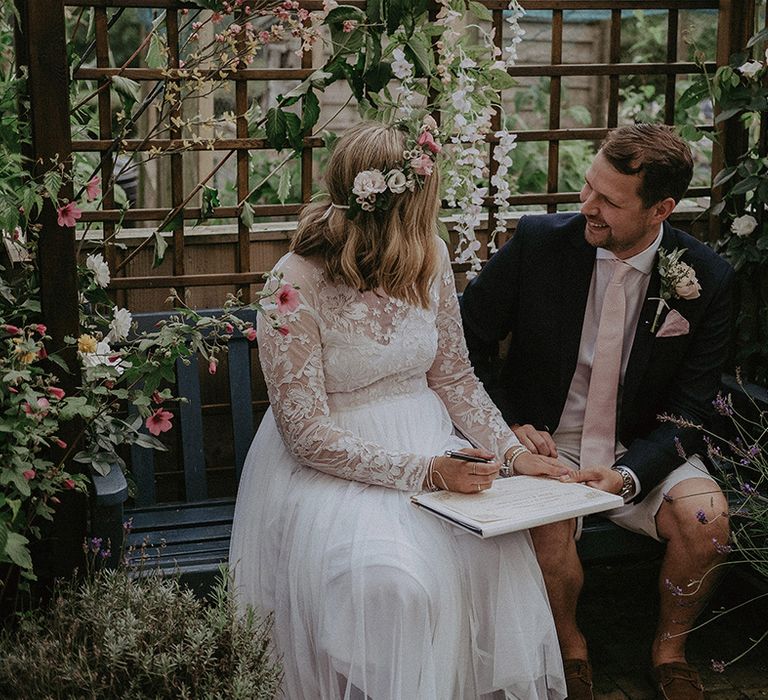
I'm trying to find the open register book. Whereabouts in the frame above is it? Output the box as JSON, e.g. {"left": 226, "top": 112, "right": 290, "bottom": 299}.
{"left": 411, "top": 476, "right": 624, "bottom": 538}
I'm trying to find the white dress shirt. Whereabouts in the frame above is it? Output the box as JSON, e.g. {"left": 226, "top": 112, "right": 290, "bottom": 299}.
{"left": 555, "top": 227, "right": 664, "bottom": 498}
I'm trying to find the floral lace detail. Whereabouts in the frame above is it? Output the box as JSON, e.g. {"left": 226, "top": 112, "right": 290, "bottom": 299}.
{"left": 256, "top": 245, "right": 519, "bottom": 492}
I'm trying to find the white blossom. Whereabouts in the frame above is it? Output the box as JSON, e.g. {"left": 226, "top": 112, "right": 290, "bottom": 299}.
{"left": 391, "top": 47, "right": 414, "bottom": 81}
{"left": 108, "top": 307, "right": 133, "bottom": 342}
{"left": 738, "top": 60, "right": 763, "bottom": 78}
{"left": 352, "top": 170, "right": 387, "bottom": 198}
{"left": 386, "top": 169, "right": 408, "bottom": 194}
{"left": 86, "top": 253, "right": 111, "bottom": 288}
{"left": 731, "top": 214, "right": 758, "bottom": 237}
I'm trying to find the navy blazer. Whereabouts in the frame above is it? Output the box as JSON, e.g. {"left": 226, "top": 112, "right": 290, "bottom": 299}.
{"left": 461, "top": 212, "right": 735, "bottom": 501}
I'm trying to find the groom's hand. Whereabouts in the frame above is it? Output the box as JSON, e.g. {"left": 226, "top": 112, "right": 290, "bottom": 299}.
{"left": 510, "top": 423, "right": 558, "bottom": 457}
{"left": 563, "top": 466, "right": 623, "bottom": 494}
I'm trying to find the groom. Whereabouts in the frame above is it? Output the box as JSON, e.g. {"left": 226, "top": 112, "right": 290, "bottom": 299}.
{"left": 461, "top": 124, "right": 734, "bottom": 700}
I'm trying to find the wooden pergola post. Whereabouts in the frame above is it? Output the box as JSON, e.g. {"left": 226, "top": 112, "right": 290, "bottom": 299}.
{"left": 15, "top": 0, "right": 86, "bottom": 581}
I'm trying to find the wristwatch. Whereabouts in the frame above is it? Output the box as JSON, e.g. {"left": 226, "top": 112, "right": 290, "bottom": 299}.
{"left": 611, "top": 465, "right": 636, "bottom": 501}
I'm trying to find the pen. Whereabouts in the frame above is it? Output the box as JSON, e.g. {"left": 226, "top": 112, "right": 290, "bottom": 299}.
{"left": 444, "top": 450, "right": 494, "bottom": 463}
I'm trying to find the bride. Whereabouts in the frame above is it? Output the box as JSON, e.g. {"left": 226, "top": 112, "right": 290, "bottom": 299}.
{"left": 229, "top": 119, "right": 568, "bottom": 700}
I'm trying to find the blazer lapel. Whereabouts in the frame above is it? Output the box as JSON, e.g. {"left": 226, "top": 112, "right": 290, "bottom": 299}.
{"left": 557, "top": 228, "right": 595, "bottom": 404}
{"left": 622, "top": 224, "right": 679, "bottom": 410}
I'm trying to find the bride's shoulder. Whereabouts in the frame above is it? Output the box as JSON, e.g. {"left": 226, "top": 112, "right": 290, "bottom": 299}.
{"left": 273, "top": 252, "right": 324, "bottom": 285}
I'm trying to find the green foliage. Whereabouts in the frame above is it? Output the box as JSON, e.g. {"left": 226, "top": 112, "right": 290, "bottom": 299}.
{"left": 704, "top": 37, "right": 768, "bottom": 384}
{"left": 0, "top": 568, "right": 282, "bottom": 699}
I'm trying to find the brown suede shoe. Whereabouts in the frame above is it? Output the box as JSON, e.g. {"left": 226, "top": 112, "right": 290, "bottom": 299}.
{"left": 563, "top": 658, "right": 594, "bottom": 700}
{"left": 652, "top": 662, "right": 704, "bottom": 700}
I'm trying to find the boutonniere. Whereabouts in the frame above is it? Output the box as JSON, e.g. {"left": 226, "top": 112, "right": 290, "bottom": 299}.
{"left": 649, "top": 247, "right": 701, "bottom": 334}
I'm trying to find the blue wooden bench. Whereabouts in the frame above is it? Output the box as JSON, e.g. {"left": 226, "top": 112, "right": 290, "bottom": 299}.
{"left": 89, "top": 309, "right": 767, "bottom": 589}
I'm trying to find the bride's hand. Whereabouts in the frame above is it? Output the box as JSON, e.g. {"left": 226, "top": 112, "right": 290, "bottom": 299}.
{"left": 512, "top": 451, "right": 574, "bottom": 479}
{"left": 428, "top": 449, "right": 499, "bottom": 494}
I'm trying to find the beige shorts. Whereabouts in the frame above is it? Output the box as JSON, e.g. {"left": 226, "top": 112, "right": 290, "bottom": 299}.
{"left": 553, "top": 430, "right": 716, "bottom": 542}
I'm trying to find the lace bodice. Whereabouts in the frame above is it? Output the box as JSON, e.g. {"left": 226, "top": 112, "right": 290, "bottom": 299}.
{"left": 257, "top": 241, "right": 520, "bottom": 491}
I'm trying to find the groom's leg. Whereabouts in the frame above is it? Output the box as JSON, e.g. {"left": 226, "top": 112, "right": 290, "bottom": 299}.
{"left": 652, "top": 474, "right": 729, "bottom": 665}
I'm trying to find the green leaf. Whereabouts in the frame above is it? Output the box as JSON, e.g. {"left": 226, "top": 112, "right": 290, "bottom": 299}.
{"left": 366, "top": 0, "right": 383, "bottom": 24}
{"left": 747, "top": 26, "right": 768, "bottom": 48}
{"left": 437, "top": 219, "right": 451, "bottom": 244}
{"left": 134, "top": 433, "right": 168, "bottom": 451}
{"left": 111, "top": 75, "right": 140, "bottom": 116}
{"left": 199, "top": 186, "right": 220, "bottom": 222}
{"left": 468, "top": 1, "right": 493, "bottom": 22}
{"left": 3, "top": 531, "right": 32, "bottom": 570}
{"left": 712, "top": 167, "right": 737, "bottom": 188}
{"left": 43, "top": 168, "right": 62, "bottom": 203}
{"left": 364, "top": 62, "right": 393, "bottom": 93}
{"left": 277, "top": 167, "right": 292, "bottom": 205}
{"left": 240, "top": 201, "right": 255, "bottom": 229}
{"left": 158, "top": 210, "right": 183, "bottom": 233}
{"left": 301, "top": 89, "right": 320, "bottom": 135}
{"left": 265, "top": 107, "right": 288, "bottom": 151}
{"left": 153, "top": 230, "right": 169, "bottom": 268}
{"left": 677, "top": 77, "right": 710, "bottom": 112}
{"left": 285, "top": 111, "right": 303, "bottom": 151}
{"left": 405, "top": 34, "right": 433, "bottom": 78}
{"left": 730, "top": 176, "right": 760, "bottom": 195}
{"left": 487, "top": 68, "right": 516, "bottom": 91}
{"left": 145, "top": 31, "right": 167, "bottom": 69}
{"left": 0, "top": 525, "right": 7, "bottom": 560}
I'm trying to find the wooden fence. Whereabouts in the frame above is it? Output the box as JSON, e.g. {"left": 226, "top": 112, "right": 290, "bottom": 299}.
{"left": 15, "top": 0, "right": 760, "bottom": 512}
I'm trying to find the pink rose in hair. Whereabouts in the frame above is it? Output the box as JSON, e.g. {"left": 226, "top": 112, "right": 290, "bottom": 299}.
{"left": 410, "top": 154, "right": 434, "bottom": 177}
{"left": 417, "top": 130, "right": 441, "bottom": 154}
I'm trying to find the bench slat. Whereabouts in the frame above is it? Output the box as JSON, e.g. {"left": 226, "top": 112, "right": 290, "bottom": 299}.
{"left": 176, "top": 356, "right": 208, "bottom": 501}
{"left": 128, "top": 500, "right": 235, "bottom": 531}
{"left": 229, "top": 336, "right": 255, "bottom": 482}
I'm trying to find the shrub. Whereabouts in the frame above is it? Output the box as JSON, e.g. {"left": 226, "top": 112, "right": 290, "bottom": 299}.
{"left": 0, "top": 568, "right": 282, "bottom": 699}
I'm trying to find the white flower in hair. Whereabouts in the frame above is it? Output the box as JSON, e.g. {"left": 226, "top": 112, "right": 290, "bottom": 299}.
{"left": 386, "top": 169, "right": 408, "bottom": 194}
{"left": 352, "top": 170, "right": 388, "bottom": 198}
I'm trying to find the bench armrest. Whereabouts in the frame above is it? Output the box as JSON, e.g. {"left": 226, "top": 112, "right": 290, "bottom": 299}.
{"left": 90, "top": 466, "right": 129, "bottom": 567}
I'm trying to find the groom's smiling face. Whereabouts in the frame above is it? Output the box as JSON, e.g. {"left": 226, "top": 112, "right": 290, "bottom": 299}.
{"left": 579, "top": 151, "right": 673, "bottom": 259}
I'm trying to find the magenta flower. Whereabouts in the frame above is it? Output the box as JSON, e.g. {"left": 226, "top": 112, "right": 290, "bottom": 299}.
{"left": 63, "top": 478, "right": 76, "bottom": 490}
{"left": 85, "top": 176, "right": 101, "bottom": 202}
{"left": 276, "top": 283, "right": 300, "bottom": 314}
{"left": 277, "top": 325, "right": 290, "bottom": 337}
{"left": 2, "top": 324, "right": 21, "bottom": 335}
{"left": 23, "top": 469, "right": 36, "bottom": 481}
{"left": 146, "top": 408, "right": 173, "bottom": 436}
{"left": 208, "top": 357, "right": 218, "bottom": 375}
{"left": 244, "top": 327, "right": 257, "bottom": 342}
{"left": 57, "top": 201, "right": 83, "bottom": 228}
{"left": 417, "top": 130, "right": 442, "bottom": 154}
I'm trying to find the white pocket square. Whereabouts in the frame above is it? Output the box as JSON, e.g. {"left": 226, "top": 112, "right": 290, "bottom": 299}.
{"left": 656, "top": 308, "right": 690, "bottom": 338}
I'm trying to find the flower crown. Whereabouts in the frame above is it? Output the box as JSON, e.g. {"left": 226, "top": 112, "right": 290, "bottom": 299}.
{"left": 341, "top": 116, "right": 442, "bottom": 218}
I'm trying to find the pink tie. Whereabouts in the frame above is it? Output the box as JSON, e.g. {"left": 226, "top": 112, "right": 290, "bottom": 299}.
{"left": 581, "top": 260, "right": 632, "bottom": 468}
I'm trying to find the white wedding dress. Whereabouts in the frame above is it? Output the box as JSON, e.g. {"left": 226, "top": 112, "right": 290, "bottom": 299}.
{"left": 229, "top": 243, "right": 566, "bottom": 700}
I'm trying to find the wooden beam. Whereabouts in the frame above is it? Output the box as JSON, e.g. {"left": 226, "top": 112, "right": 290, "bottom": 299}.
{"left": 15, "top": 0, "right": 86, "bottom": 580}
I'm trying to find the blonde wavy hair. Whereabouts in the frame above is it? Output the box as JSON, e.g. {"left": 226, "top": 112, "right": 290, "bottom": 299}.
{"left": 291, "top": 122, "right": 441, "bottom": 309}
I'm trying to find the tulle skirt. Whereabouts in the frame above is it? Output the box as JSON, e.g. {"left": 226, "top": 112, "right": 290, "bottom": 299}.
{"left": 229, "top": 388, "right": 566, "bottom": 700}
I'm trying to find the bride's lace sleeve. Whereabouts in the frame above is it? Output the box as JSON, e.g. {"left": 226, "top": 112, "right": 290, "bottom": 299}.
{"left": 427, "top": 244, "right": 521, "bottom": 458}
{"left": 257, "top": 258, "right": 429, "bottom": 492}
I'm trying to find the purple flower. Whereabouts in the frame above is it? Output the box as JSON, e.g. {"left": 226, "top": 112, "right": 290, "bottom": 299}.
{"left": 747, "top": 444, "right": 761, "bottom": 458}
{"left": 100, "top": 549, "right": 111, "bottom": 559}
{"left": 674, "top": 437, "right": 687, "bottom": 460}
{"left": 712, "top": 537, "right": 732, "bottom": 554}
{"left": 123, "top": 517, "right": 134, "bottom": 534}
{"left": 662, "top": 492, "right": 674, "bottom": 503}
{"left": 712, "top": 393, "right": 733, "bottom": 416}
{"left": 741, "top": 481, "right": 756, "bottom": 495}
{"left": 696, "top": 509, "right": 709, "bottom": 524}
{"left": 711, "top": 659, "right": 726, "bottom": 673}
{"left": 89, "top": 537, "right": 102, "bottom": 554}
{"left": 664, "top": 578, "right": 683, "bottom": 596}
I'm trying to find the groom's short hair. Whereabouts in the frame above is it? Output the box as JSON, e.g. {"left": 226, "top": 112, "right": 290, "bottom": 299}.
{"left": 600, "top": 124, "right": 694, "bottom": 208}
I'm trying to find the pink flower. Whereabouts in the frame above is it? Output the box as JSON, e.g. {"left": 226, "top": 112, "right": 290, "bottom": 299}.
{"left": 63, "top": 478, "right": 76, "bottom": 490}
{"left": 417, "top": 130, "right": 442, "bottom": 154}
{"left": 53, "top": 438, "right": 67, "bottom": 449}
{"left": 277, "top": 325, "right": 290, "bottom": 336}
{"left": 48, "top": 386, "right": 65, "bottom": 400}
{"left": 23, "top": 469, "right": 36, "bottom": 481}
{"left": 224, "top": 323, "right": 234, "bottom": 334}
{"left": 208, "top": 357, "right": 218, "bottom": 375}
{"left": 3, "top": 324, "right": 20, "bottom": 335}
{"left": 36, "top": 397, "right": 50, "bottom": 411}
{"left": 244, "top": 327, "right": 257, "bottom": 342}
{"left": 57, "top": 202, "right": 82, "bottom": 228}
{"left": 36, "top": 324, "right": 47, "bottom": 334}
{"left": 151, "top": 390, "right": 163, "bottom": 405}
{"left": 276, "top": 283, "right": 300, "bottom": 314}
{"left": 22, "top": 401, "right": 33, "bottom": 415}
{"left": 410, "top": 154, "right": 434, "bottom": 177}
{"left": 342, "top": 19, "right": 357, "bottom": 33}
{"left": 37, "top": 345, "right": 47, "bottom": 359}
{"left": 146, "top": 408, "right": 173, "bottom": 436}
{"left": 85, "top": 176, "right": 101, "bottom": 202}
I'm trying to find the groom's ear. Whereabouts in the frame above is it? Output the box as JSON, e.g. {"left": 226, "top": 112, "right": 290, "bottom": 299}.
{"left": 650, "top": 197, "right": 676, "bottom": 223}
